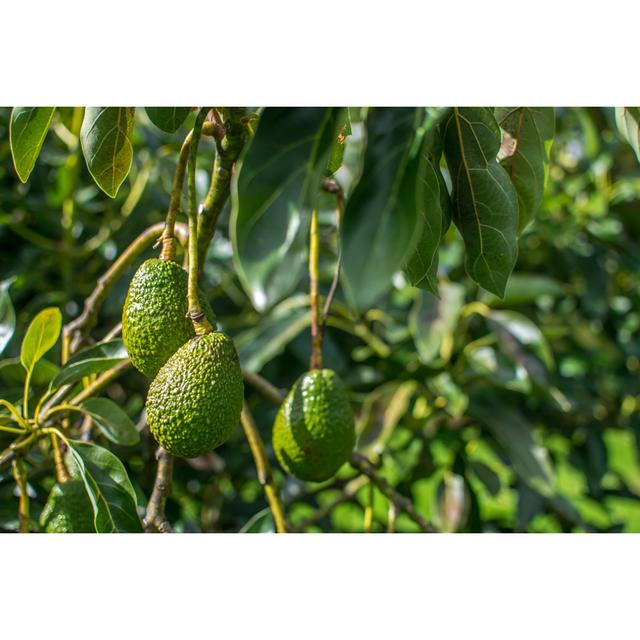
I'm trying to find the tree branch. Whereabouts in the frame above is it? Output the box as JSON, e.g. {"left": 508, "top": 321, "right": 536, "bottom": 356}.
{"left": 12, "top": 457, "right": 29, "bottom": 533}
{"left": 240, "top": 402, "right": 287, "bottom": 533}
{"left": 144, "top": 447, "right": 174, "bottom": 533}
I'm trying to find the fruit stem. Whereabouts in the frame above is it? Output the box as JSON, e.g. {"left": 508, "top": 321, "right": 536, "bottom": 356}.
{"left": 160, "top": 121, "right": 223, "bottom": 262}
{"left": 309, "top": 207, "right": 323, "bottom": 370}
{"left": 144, "top": 447, "right": 174, "bottom": 533}
{"left": 240, "top": 402, "right": 287, "bottom": 533}
{"left": 187, "top": 108, "right": 215, "bottom": 336}
{"left": 12, "top": 457, "right": 30, "bottom": 533}
{"left": 64, "top": 221, "right": 188, "bottom": 356}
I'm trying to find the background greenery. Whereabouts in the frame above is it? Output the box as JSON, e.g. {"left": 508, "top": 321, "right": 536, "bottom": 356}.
{"left": 2, "top": 107, "right": 640, "bottom": 532}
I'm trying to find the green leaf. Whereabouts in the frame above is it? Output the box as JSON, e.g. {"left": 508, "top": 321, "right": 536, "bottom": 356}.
{"left": 79, "top": 398, "right": 139, "bottom": 446}
{"left": 239, "top": 508, "right": 275, "bottom": 533}
{"left": 9, "top": 107, "right": 55, "bottom": 182}
{"left": 496, "top": 107, "right": 555, "bottom": 232}
{"left": 470, "top": 399, "right": 555, "bottom": 496}
{"left": 51, "top": 339, "right": 127, "bottom": 389}
{"left": 615, "top": 107, "right": 640, "bottom": 162}
{"left": 20, "top": 307, "right": 62, "bottom": 374}
{"left": 145, "top": 107, "right": 191, "bottom": 133}
{"left": 0, "top": 278, "right": 16, "bottom": 354}
{"left": 341, "top": 107, "right": 423, "bottom": 310}
{"left": 0, "top": 358, "right": 59, "bottom": 386}
{"left": 80, "top": 107, "right": 135, "bottom": 197}
{"left": 231, "top": 107, "right": 343, "bottom": 311}
{"left": 326, "top": 112, "right": 352, "bottom": 175}
{"left": 409, "top": 282, "right": 465, "bottom": 365}
{"left": 66, "top": 440, "right": 142, "bottom": 533}
{"left": 444, "top": 107, "right": 519, "bottom": 296}
{"left": 483, "top": 273, "right": 565, "bottom": 307}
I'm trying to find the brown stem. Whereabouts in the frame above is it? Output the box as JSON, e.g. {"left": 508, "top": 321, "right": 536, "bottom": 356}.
{"left": 69, "top": 360, "right": 132, "bottom": 406}
{"left": 349, "top": 451, "right": 435, "bottom": 533}
{"left": 240, "top": 402, "right": 287, "bottom": 533}
{"left": 321, "top": 180, "right": 345, "bottom": 329}
{"left": 309, "top": 208, "right": 322, "bottom": 370}
{"left": 64, "top": 221, "right": 188, "bottom": 357}
{"left": 242, "top": 369, "right": 284, "bottom": 405}
{"left": 144, "top": 447, "right": 174, "bottom": 533}
{"left": 12, "top": 458, "right": 29, "bottom": 533}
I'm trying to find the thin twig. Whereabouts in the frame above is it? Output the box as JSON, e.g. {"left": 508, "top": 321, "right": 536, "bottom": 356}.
{"left": 12, "top": 458, "right": 29, "bottom": 533}
{"left": 69, "top": 360, "right": 132, "bottom": 406}
{"left": 349, "top": 451, "right": 435, "bottom": 533}
{"left": 321, "top": 178, "right": 345, "bottom": 330}
{"left": 144, "top": 447, "right": 174, "bottom": 533}
{"left": 240, "top": 402, "right": 287, "bottom": 533}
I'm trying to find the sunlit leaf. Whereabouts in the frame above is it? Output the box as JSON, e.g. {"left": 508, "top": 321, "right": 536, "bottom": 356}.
{"left": 20, "top": 307, "right": 62, "bottom": 374}
{"left": 615, "top": 107, "right": 640, "bottom": 162}
{"left": 9, "top": 107, "right": 55, "bottom": 182}
{"left": 0, "top": 278, "right": 16, "bottom": 354}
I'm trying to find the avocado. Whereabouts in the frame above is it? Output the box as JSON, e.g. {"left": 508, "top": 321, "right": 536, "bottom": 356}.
{"left": 273, "top": 369, "right": 355, "bottom": 482}
{"left": 40, "top": 480, "right": 95, "bottom": 533}
{"left": 145, "top": 331, "right": 244, "bottom": 458}
{"left": 122, "top": 258, "right": 216, "bottom": 378}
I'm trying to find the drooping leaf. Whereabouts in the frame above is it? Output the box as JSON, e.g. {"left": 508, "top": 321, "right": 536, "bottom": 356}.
{"left": 145, "top": 107, "right": 191, "bottom": 133}
{"left": 80, "top": 107, "right": 135, "bottom": 197}
{"left": 51, "top": 339, "right": 128, "bottom": 389}
{"left": 20, "top": 307, "right": 62, "bottom": 374}
{"left": 9, "top": 107, "right": 55, "bottom": 182}
{"left": 409, "top": 282, "right": 465, "bottom": 365}
{"left": 0, "top": 278, "right": 16, "bottom": 354}
{"left": 79, "top": 398, "right": 140, "bottom": 446}
{"left": 341, "top": 107, "right": 423, "bottom": 310}
{"left": 66, "top": 440, "right": 142, "bottom": 533}
{"left": 470, "top": 398, "right": 555, "bottom": 496}
{"left": 615, "top": 107, "right": 640, "bottom": 162}
{"left": 444, "top": 107, "right": 519, "bottom": 296}
{"left": 496, "top": 107, "right": 555, "bottom": 232}
{"left": 231, "top": 107, "right": 343, "bottom": 311}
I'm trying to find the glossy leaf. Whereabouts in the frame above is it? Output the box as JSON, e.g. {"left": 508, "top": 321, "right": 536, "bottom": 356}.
{"left": 20, "top": 307, "right": 62, "bottom": 374}
{"left": 145, "top": 107, "right": 191, "bottom": 133}
{"left": 496, "top": 107, "right": 555, "bottom": 232}
{"left": 409, "top": 282, "right": 465, "bottom": 365}
{"left": 66, "top": 440, "right": 142, "bottom": 533}
{"left": 9, "top": 107, "right": 55, "bottom": 182}
{"left": 52, "top": 339, "right": 127, "bottom": 389}
{"left": 0, "top": 278, "right": 16, "bottom": 354}
{"left": 79, "top": 398, "right": 140, "bottom": 446}
{"left": 341, "top": 108, "right": 423, "bottom": 310}
{"left": 444, "top": 107, "right": 519, "bottom": 296}
{"left": 231, "top": 107, "right": 343, "bottom": 311}
{"left": 80, "top": 107, "right": 135, "bottom": 197}
{"left": 615, "top": 107, "right": 640, "bottom": 162}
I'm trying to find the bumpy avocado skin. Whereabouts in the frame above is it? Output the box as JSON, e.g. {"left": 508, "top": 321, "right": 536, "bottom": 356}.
{"left": 122, "top": 259, "right": 215, "bottom": 379}
{"left": 145, "top": 331, "right": 244, "bottom": 458}
{"left": 273, "top": 369, "right": 355, "bottom": 482}
{"left": 39, "top": 480, "right": 95, "bottom": 533}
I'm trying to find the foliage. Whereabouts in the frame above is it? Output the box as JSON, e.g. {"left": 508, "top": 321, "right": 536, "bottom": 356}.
{"left": 1, "top": 106, "right": 640, "bottom": 533}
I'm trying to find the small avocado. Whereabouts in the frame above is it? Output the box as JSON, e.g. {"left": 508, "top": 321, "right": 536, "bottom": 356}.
{"left": 40, "top": 480, "right": 94, "bottom": 533}
{"left": 273, "top": 369, "right": 355, "bottom": 482}
{"left": 145, "top": 331, "right": 244, "bottom": 458}
{"left": 122, "top": 258, "right": 216, "bottom": 378}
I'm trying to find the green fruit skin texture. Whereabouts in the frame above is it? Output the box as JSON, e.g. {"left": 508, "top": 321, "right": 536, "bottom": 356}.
{"left": 122, "top": 259, "right": 215, "bottom": 379}
{"left": 146, "top": 331, "right": 244, "bottom": 458}
{"left": 39, "top": 480, "right": 95, "bottom": 533}
{"left": 273, "top": 369, "right": 355, "bottom": 482}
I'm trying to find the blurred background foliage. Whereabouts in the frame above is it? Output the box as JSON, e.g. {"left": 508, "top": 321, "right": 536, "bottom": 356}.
{"left": 2, "top": 106, "right": 640, "bottom": 532}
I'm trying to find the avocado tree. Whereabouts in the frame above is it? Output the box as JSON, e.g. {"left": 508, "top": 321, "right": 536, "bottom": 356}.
{"left": 1, "top": 106, "right": 640, "bottom": 533}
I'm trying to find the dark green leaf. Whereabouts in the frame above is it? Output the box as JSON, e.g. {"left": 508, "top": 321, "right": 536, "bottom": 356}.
{"left": 496, "top": 107, "right": 555, "bottom": 232}
{"left": 52, "top": 339, "right": 127, "bottom": 389}
{"left": 231, "top": 107, "right": 343, "bottom": 311}
{"left": 0, "top": 278, "right": 16, "bottom": 354}
{"left": 341, "top": 108, "right": 423, "bottom": 310}
{"left": 80, "top": 107, "right": 135, "bottom": 197}
{"left": 0, "top": 358, "right": 59, "bottom": 386}
{"left": 20, "top": 307, "right": 62, "bottom": 374}
{"left": 79, "top": 398, "right": 140, "bottom": 446}
{"left": 615, "top": 107, "right": 640, "bottom": 161}
{"left": 469, "top": 460, "right": 501, "bottom": 496}
{"left": 9, "top": 107, "right": 55, "bottom": 182}
{"left": 444, "top": 107, "right": 519, "bottom": 296}
{"left": 145, "top": 107, "right": 191, "bottom": 133}
{"left": 66, "top": 440, "right": 142, "bottom": 532}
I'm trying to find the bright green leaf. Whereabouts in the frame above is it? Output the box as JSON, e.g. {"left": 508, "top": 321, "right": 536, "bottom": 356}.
{"left": 615, "top": 107, "right": 640, "bottom": 162}
{"left": 20, "top": 307, "right": 62, "bottom": 374}
{"left": 9, "top": 107, "right": 55, "bottom": 182}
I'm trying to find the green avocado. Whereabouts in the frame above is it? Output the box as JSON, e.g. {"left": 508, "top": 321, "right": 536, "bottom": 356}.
{"left": 273, "top": 369, "right": 355, "bottom": 482}
{"left": 39, "top": 480, "right": 95, "bottom": 533}
{"left": 145, "top": 331, "right": 244, "bottom": 458}
{"left": 122, "top": 258, "right": 216, "bottom": 378}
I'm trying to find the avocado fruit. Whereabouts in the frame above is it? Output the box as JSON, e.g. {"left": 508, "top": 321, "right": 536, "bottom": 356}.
{"left": 122, "top": 258, "right": 216, "bottom": 379}
{"left": 39, "top": 480, "right": 94, "bottom": 533}
{"left": 273, "top": 369, "right": 355, "bottom": 482}
{"left": 145, "top": 331, "right": 244, "bottom": 458}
